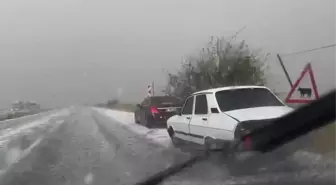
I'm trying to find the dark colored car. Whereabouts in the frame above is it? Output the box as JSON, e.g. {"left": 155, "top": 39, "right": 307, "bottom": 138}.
{"left": 134, "top": 96, "right": 182, "bottom": 128}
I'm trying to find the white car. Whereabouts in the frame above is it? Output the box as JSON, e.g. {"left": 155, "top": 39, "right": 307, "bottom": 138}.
{"left": 166, "top": 85, "right": 294, "bottom": 151}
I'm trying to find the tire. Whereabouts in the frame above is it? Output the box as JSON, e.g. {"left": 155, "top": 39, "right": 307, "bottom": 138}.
{"left": 204, "top": 137, "right": 225, "bottom": 153}
{"left": 167, "top": 127, "right": 181, "bottom": 147}
{"left": 204, "top": 137, "right": 213, "bottom": 155}
{"left": 134, "top": 114, "right": 140, "bottom": 124}
{"left": 144, "top": 115, "right": 153, "bottom": 128}
{"left": 139, "top": 113, "right": 146, "bottom": 126}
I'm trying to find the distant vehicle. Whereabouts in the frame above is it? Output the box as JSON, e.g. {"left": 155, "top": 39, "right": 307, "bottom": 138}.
{"left": 11, "top": 100, "right": 40, "bottom": 111}
{"left": 134, "top": 96, "right": 182, "bottom": 128}
{"left": 10, "top": 108, "right": 20, "bottom": 112}
{"left": 166, "top": 86, "right": 294, "bottom": 151}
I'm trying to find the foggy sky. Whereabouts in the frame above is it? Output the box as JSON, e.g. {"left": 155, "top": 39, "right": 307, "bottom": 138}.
{"left": 0, "top": 0, "right": 335, "bottom": 108}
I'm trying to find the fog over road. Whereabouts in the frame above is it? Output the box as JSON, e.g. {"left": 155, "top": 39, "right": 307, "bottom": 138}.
{"left": 0, "top": 107, "right": 334, "bottom": 185}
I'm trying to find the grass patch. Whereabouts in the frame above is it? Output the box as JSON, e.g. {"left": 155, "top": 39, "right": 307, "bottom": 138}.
{"left": 312, "top": 122, "right": 335, "bottom": 157}
{"left": 287, "top": 104, "right": 335, "bottom": 157}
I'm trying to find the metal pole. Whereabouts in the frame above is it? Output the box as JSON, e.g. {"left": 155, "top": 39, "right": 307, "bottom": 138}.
{"left": 152, "top": 81, "right": 155, "bottom": 96}
{"left": 277, "top": 54, "right": 293, "bottom": 88}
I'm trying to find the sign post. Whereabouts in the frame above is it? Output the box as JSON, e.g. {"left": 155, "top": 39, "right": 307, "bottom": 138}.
{"left": 277, "top": 54, "right": 293, "bottom": 88}
{"left": 285, "top": 63, "right": 319, "bottom": 104}
{"left": 147, "top": 82, "right": 154, "bottom": 97}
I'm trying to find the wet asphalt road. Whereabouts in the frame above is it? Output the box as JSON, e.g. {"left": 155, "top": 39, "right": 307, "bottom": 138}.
{"left": 0, "top": 107, "right": 334, "bottom": 185}
{"left": 0, "top": 108, "right": 192, "bottom": 185}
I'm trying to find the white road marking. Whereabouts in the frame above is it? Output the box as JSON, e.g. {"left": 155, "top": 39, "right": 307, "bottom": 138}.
{"left": 0, "top": 110, "right": 70, "bottom": 142}
{"left": 84, "top": 172, "right": 94, "bottom": 184}
{"left": 8, "top": 137, "right": 43, "bottom": 165}
{"left": 0, "top": 119, "right": 48, "bottom": 141}
{"left": 0, "top": 113, "right": 68, "bottom": 178}
{"left": 0, "top": 136, "right": 43, "bottom": 178}
{"left": 5, "top": 147, "right": 21, "bottom": 165}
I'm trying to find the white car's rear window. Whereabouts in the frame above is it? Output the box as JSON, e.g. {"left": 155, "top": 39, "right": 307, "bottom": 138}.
{"left": 215, "top": 88, "right": 284, "bottom": 112}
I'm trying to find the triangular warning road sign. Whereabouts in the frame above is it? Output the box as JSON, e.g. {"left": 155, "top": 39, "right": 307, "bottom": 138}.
{"left": 286, "top": 63, "right": 319, "bottom": 103}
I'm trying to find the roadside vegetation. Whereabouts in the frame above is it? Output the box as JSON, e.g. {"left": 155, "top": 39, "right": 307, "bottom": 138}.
{"left": 163, "top": 36, "right": 270, "bottom": 99}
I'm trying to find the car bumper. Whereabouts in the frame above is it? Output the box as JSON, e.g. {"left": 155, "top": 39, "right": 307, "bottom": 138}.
{"left": 153, "top": 121, "right": 167, "bottom": 127}
{"left": 151, "top": 114, "right": 173, "bottom": 124}
{"left": 149, "top": 116, "right": 168, "bottom": 127}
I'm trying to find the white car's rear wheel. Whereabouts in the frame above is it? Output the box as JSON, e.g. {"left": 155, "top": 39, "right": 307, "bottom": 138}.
{"left": 204, "top": 137, "right": 216, "bottom": 154}
{"left": 167, "top": 127, "right": 181, "bottom": 147}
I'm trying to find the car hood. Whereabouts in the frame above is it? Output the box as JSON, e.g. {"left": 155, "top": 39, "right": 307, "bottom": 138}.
{"left": 224, "top": 106, "right": 293, "bottom": 122}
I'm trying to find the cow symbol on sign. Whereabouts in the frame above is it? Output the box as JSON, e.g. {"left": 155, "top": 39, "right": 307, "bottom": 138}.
{"left": 298, "top": 87, "right": 312, "bottom": 98}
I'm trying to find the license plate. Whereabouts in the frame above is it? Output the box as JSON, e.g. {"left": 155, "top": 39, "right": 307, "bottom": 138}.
{"left": 167, "top": 108, "right": 176, "bottom": 112}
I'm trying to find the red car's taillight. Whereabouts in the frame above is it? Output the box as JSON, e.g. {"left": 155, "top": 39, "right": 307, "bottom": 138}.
{"left": 243, "top": 136, "right": 252, "bottom": 150}
{"left": 150, "top": 106, "right": 159, "bottom": 114}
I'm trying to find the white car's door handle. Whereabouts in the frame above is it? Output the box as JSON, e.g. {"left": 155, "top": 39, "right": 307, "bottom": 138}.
{"left": 186, "top": 117, "right": 191, "bottom": 120}
{"left": 202, "top": 118, "right": 207, "bottom": 121}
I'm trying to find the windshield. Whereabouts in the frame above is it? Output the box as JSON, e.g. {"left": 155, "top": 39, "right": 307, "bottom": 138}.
{"left": 0, "top": 0, "right": 335, "bottom": 185}
{"left": 215, "top": 88, "right": 285, "bottom": 112}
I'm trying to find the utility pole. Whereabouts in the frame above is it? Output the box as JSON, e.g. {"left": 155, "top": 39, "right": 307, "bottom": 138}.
{"left": 277, "top": 54, "right": 293, "bottom": 88}
{"left": 152, "top": 81, "right": 155, "bottom": 96}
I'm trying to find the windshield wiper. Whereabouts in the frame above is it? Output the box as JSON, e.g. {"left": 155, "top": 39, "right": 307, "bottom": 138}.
{"left": 135, "top": 90, "right": 336, "bottom": 185}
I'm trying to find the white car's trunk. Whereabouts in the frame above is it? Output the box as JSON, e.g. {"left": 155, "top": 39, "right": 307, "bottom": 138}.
{"left": 224, "top": 106, "right": 293, "bottom": 122}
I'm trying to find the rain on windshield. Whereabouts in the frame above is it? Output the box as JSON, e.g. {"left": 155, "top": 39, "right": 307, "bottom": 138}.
{"left": 0, "top": 0, "right": 334, "bottom": 185}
